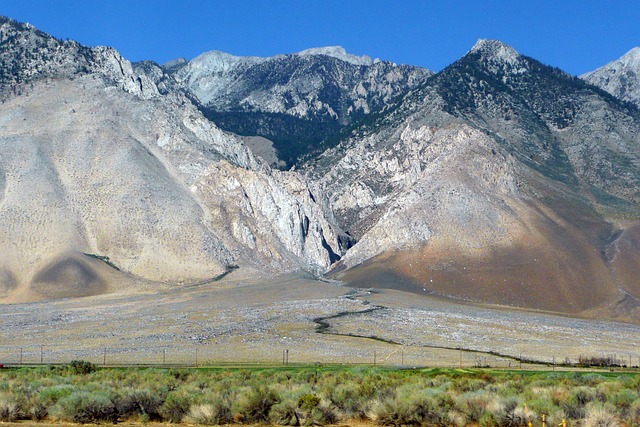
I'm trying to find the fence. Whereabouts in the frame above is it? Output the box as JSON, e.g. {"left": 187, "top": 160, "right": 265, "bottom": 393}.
{"left": 1, "top": 344, "right": 636, "bottom": 371}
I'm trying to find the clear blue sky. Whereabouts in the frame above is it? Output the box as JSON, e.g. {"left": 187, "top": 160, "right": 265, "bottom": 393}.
{"left": 2, "top": 0, "right": 639, "bottom": 75}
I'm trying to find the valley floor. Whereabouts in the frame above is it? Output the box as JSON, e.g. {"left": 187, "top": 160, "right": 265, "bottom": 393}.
{"left": 1, "top": 271, "right": 638, "bottom": 367}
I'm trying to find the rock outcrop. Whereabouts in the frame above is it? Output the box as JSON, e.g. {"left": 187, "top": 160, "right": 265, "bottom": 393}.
{"left": 0, "top": 16, "right": 347, "bottom": 302}
{"left": 581, "top": 46, "right": 640, "bottom": 107}
{"left": 154, "top": 47, "right": 432, "bottom": 167}
{"left": 306, "top": 40, "right": 640, "bottom": 317}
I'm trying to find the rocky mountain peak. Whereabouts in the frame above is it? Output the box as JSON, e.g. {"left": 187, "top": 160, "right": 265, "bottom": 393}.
{"left": 0, "top": 15, "right": 159, "bottom": 100}
{"left": 464, "top": 39, "right": 526, "bottom": 76}
{"left": 159, "top": 45, "right": 432, "bottom": 167}
{"left": 581, "top": 46, "right": 640, "bottom": 106}
{"left": 295, "top": 46, "right": 374, "bottom": 66}
{"left": 163, "top": 56, "right": 187, "bottom": 69}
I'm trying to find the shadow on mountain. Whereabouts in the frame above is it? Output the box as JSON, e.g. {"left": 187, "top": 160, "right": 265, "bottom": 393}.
{"left": 29, "top": 254, "right": 110, "bottom": 300}
{"left": 337, "top": 201, "right": 640, "bottom": 319}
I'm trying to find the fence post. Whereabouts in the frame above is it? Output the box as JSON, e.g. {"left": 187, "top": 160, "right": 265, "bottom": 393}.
{"left": 40, "top": 345, "right": 43, "bottom": 364}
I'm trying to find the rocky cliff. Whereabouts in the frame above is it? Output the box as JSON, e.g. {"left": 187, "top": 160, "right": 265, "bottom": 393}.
{"left": 156, "top": 47, "right": 432, "bottom": 167}
{"left": 0, "top": 16, "right": 347, "bottom": 302}
{"left": 581, "top": 46, "right": 640, "bottom": 107}
{"left": 306, "top": 40, "right": 640, "bottom": 318}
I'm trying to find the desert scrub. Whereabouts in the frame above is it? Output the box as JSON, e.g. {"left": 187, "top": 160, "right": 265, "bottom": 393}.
{"left": 583, "top": 403, "right": 620, "bottom": 427}
{"left": 1, "top": 366, "right": 640, "bottom": 424}
{"left": 235, "top": 385, "right": 280, "bottom": 423}
{"left": 114, "top": 387, "right": 165, "bottom": 421}
{"left": 187, "top": 396, "right": 233, "bottom": 425}
{"left": 159, "top": 390, "right": 193, "bottom": 423}
{"left": 52, "top": 390, "right": 118, "bottom": 423}
{"left": 270, "top": 399, "right": 300, "bottom": 426}
{"left": 0, "top": 395, "right": 19, "bottom": 422}
{"left": 455, "top": 390, "right": 491, "bottom": 422}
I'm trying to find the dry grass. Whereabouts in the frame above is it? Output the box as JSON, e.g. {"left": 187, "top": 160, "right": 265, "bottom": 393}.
{"left": 0, "top": 272, "right": 639, "bottom": 367}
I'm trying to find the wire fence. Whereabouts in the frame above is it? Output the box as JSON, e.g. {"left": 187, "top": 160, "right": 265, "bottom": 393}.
{"left": 1, "top": 344, "right": 636, "bottom": 372}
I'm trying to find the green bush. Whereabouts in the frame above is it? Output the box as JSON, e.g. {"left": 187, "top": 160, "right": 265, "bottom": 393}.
{"left": 298, "top": 393, "right": 321, "bottom": 412}
{"left": 235, "top": 385, "right": 279, "bottom": 423}
{"left": 114, "top": 388, "right": 164, "bottom": 420}
{"left": 67, "top": 360, "right": 97, "bottom": 375}
{"left": 159, "top": 391, "right": 192, "bottom": 423}
{"left": 456, "top": 390, "right": 490, "bottom": 422}
{"left": 610, "top": 388, "right": 636, "bottom": 411}
{"left": 53, "top": 391, "right": 118, "bottom": 423}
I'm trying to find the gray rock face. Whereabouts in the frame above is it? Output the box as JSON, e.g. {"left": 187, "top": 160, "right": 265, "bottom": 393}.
{"left": 155, "top": 47, "right": 433, "bottom": 166}
{"left": 0, "top": 17, "right": 346, "bottom": 302}
{"left": 581, "top": 47, "right": 640, "bottom": 107}
{"left": 173, "top": 47, "right": 430, "bottom": 118}
{"left": 306, "top": 40, "right": 640, "bottom": 316}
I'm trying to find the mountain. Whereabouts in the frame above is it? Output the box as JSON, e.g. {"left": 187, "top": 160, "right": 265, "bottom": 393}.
{"left": 581, "top": 47, "right": 640, "bottom": 107}
{"left": 0, "top": 16, "right": 348, "bottom": 302}
{"left": 306, "top": 39, "right": 640, "bottom": 319}
{"left": 154, "top": 47, "right": 432, "bottom": 167}
{"left": 3, "top": 17, "right": 640, "bottom": 322}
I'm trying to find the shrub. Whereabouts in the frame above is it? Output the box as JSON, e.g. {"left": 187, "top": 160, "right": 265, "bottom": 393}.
{"left": 270, "top": 399, "right": 300, "bottom": 426}
{"left": 28, "top": 400, "right": 48, "bottom": 421}
{"left": 159, "top": 391, "right": 192, "bottom": 423}
{"left": 308, "top": 401, "right": 339, "bottom": 425}
{"left": 235, "top": 385, "right": 280, "bottom": 423}
{"left": 298, "top": 394, "right": 321, "bottom": 412}
{"left": 583, "top": 404, "right": 619, "bottom": 427}
{"left": 456, "top": 390, "right": 490, "bottom": 422}
{"left": 330, "top": 382, "right": 369, "bottom": 419}
{"left": 38, "top": 384, "right": 76, "bottom": 405}
{"left": 114, "top": 388, "right": 164, "bottom": 420}
{"left": 0, "top": 398, "right": 19, "bottom": 422}
{"left": 54, "top": 391, "right": 118, "bottom": 423}
{"left": 448, "top": 410, "right": 467, "bottom": 427}
{"left": 610, "top": 389, "right": 636, "bottom": 411}
{"left": 188, "top": 400, "right": 233, "bottom": 425}
{"left": 545, "top": 408, "right": 568, "bottom": 427}
{"left": 627, "top": 399, "right": 640, "bottom": 427}
{"left": 371, "top": 393, "right": 449, "bottom": 427}
{"left": 67, "top": 360, "right": 97, "bottom": 375}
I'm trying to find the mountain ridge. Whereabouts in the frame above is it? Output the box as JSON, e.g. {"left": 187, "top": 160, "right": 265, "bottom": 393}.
{"left": 0, "top": 16, "right": 349, "bottom": 302}
{"left": 581, "top": 46, "right": 640, "bottom": 107}
{"left": 2, "top": 17, "right": 640, "bottom": 322}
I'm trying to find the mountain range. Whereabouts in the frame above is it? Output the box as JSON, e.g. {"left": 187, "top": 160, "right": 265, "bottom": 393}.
{"left": 1, "top": 16, "right": 640, "bottom": 322}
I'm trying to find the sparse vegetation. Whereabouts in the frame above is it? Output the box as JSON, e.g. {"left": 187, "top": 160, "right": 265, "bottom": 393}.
{"left": 0, "top": 365, "right": 638, "bottom": 425}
